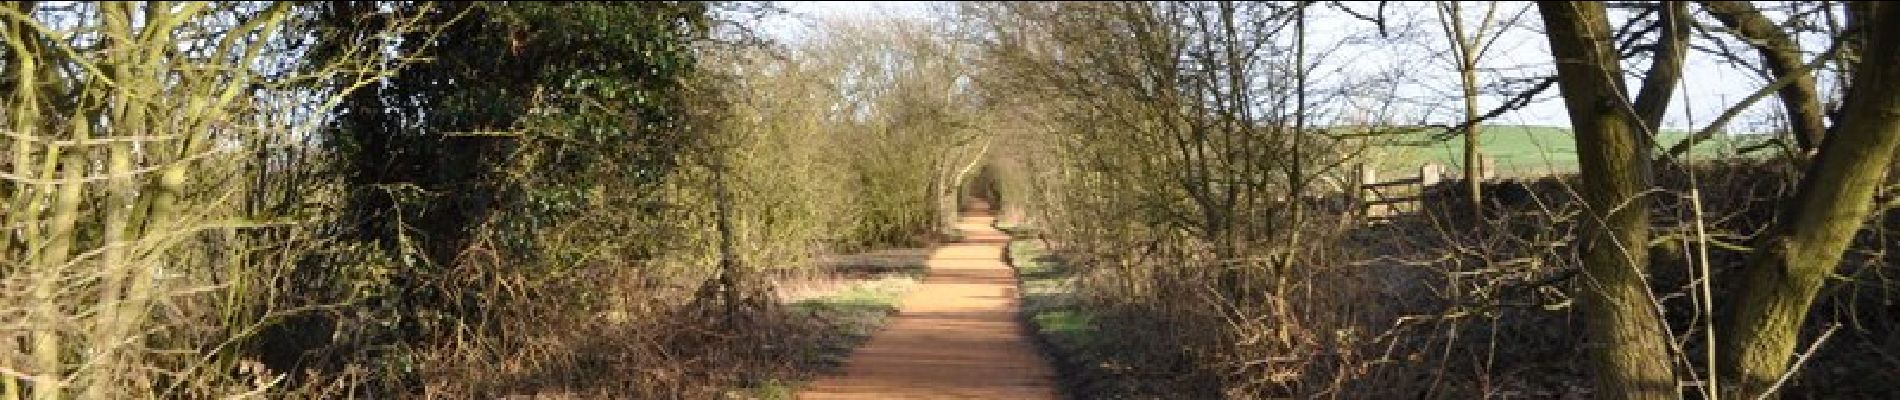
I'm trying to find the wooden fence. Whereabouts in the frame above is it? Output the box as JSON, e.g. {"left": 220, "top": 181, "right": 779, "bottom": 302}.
{"left": 1357, "top": 156, "right": 1494, "bottom": 219}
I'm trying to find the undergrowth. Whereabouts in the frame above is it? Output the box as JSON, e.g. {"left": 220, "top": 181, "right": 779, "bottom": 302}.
{"left": 1006, "top": 230, "right": 1173, "bottom": 399}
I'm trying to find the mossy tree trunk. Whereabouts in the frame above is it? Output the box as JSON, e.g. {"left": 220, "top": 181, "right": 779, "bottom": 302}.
{"left": 1537, "top": 2, "right": 1678, "bottom": 398}
{"left": 1716, "top": 4, "right": 1900, "bottom": 398}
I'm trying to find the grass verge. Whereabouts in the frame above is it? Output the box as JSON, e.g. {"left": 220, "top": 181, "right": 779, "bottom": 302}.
{"left": 727, "top": 270, "right": 921, "bottom": 399}
{"left": 1002, "top": 225, "right": 1150, "bottom": 399}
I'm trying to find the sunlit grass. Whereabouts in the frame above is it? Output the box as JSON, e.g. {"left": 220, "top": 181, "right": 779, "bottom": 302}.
{"left": 1368, "top": 125, "right": 1771, "bottom": 177}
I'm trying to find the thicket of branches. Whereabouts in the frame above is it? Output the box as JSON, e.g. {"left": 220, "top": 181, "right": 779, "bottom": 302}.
{"left": 965, "top": 1, "right": 1900, "bottom": 398}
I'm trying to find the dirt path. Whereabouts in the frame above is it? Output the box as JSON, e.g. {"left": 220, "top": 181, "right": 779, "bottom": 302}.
{"left": 798, "top": 204, "right": 1059, "bottom": 399}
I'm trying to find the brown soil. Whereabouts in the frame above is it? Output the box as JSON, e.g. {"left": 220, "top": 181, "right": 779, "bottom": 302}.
{"left": 798, "top": 205, "right": 1060, "bottom": 399}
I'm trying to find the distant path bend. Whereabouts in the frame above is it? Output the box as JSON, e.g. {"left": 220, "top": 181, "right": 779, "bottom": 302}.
{"left": 798, "top": 202, "right": 1059, "bottom": 399}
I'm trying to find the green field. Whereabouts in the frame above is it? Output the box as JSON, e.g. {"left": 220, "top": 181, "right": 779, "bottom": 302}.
{"left": 1364, "top": 125, "right": 1769, "bottom": 178}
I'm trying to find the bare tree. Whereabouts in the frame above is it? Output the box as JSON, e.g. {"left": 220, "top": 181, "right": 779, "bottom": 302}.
{"left": 2, "top": 2, "right": 433, "bottom": 397}
{"left": 1433, "top": 1, "right": 1522, "bottom": 215}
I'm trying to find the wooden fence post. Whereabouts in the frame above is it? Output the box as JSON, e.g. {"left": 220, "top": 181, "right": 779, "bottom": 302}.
{"left": 1420, "top": 163, "right": 1444, "bottom": 214}
{"left": 1421, "top": 163, "right": 1443, "bottom": 186}
{"left": 1479, "top": 155, "right": 1497, "bottom": 180}
{"left": 1358, "top": 163, "right": 1376, "bottom": 217}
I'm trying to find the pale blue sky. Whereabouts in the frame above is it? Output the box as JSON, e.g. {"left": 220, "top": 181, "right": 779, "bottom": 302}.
{"left": 752, "top": 1, "right": 1799, "bottom": 134}
{"left": 782, "top": 1, "right": 936, "bottom": 18}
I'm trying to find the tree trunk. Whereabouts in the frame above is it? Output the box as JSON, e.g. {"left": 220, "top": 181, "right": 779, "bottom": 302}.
{"left": 1632, "top": 1, "right": 1687, "bottom": 133}
{"left": 1461, "top": 66, "right": 1483, "bottom": 215}
{"left": 1717, "top": 5, "right": 1900, "bottom": 398}
{"left": 1537, "top": 2, "right": 1678, "bottom": 398}
{"left": 1438, "top": 1, "right": 1486, "bottom": 216}
{"left": 1700, "top": 1, "right": 1829, "bottom": 154}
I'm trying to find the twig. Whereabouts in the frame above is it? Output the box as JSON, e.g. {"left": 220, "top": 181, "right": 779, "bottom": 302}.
{"left": 1664, "top": 38, "right": 1844, "bottom": 159}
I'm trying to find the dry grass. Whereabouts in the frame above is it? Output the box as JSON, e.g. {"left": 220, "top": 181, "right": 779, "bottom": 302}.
{"left": 379, "top": 257, "right": 924, "bottom": 399}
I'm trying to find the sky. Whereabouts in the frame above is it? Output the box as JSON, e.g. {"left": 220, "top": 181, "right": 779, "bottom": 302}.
{"left": 755, "top": 1, "right": 940, "bottom": 44}
{"left": 751, "top": 1, "right": 1801, "bottom": 133}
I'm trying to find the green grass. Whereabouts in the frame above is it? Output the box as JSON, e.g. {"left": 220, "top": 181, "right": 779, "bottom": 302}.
{"left": 789, "top": 279, "right": 911, "bottom": 315}
{"left": 1010, "top": 230, "right": 1203, "bottom": 397}
{"left": 1030, "top": 310, "right": 1095, "bottom": 339}
{"left": 1366, "top": 125, "right": 1772, "bottom": 178}
{"left": 731, "top": 275, "right": 917, "bottom": 399}
{"left": 740, "top": 379, "right": 797, "bottom": 400}
{"left": 1003, "top": 234, "right": 1112, "bottom": 377}
{"left": 1002, "top": 230, "right": 1087, "bottom": 337}
{"left": 786, "top": 277, "right": 916, "bottom": 370}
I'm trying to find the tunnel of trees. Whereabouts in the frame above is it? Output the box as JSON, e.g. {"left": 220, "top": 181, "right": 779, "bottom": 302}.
{"left": 2, "top": 1, "right": 1898, "bottom": 398}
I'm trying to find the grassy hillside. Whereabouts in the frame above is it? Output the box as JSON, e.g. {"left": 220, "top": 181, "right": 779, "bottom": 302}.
{"left": 1365, "top": 125, "right": 1770, "bottom": 178}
